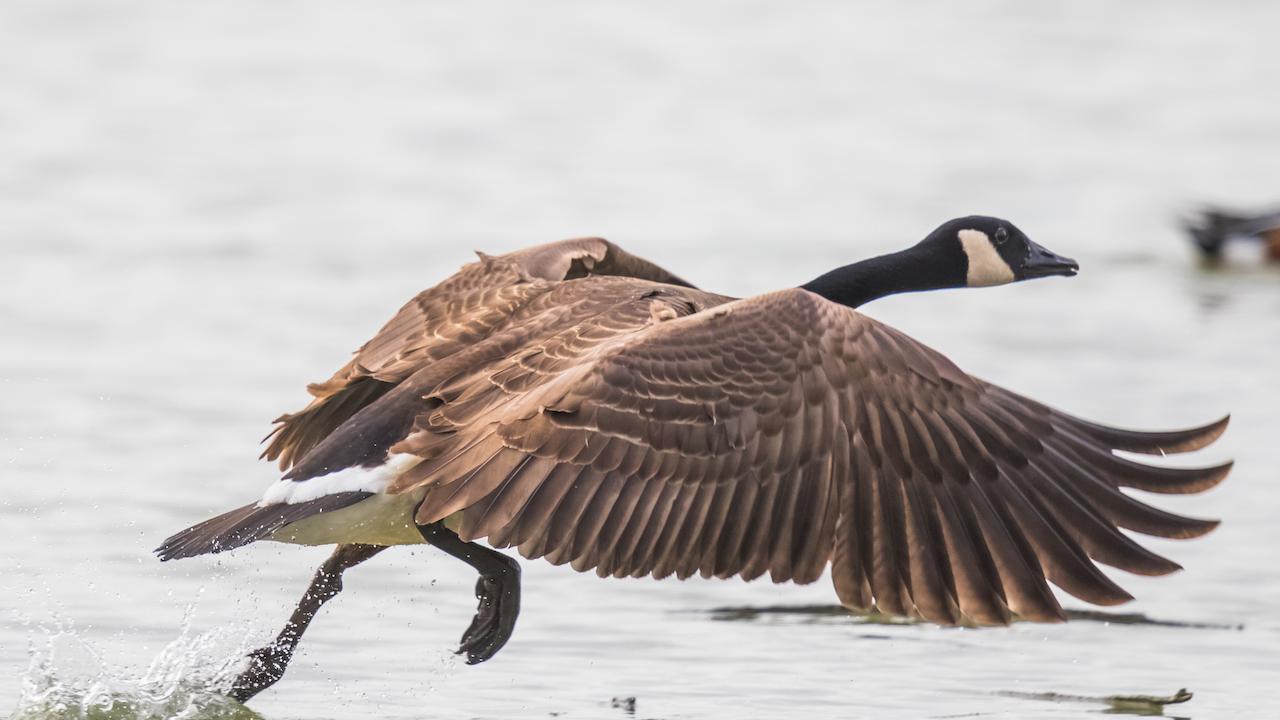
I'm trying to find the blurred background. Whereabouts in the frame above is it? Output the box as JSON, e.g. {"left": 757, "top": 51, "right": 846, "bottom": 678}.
{"left": 2, "top": 1, "right": 1278, "bottom": 718}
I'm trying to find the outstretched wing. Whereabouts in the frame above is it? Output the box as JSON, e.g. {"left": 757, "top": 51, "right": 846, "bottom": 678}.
{"left": 262, "top": 237, "right": 695, "bottom": 471}
{"left": 391, "top": 288, "right": 1230, "bottom": 625}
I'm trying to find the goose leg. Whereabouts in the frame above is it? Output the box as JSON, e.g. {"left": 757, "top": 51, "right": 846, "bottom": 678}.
{"left": 228, "top": 543, "right": 386, "bottom": 703}
{"left": 418, "top": 522, "right": 521, "bottom": 664}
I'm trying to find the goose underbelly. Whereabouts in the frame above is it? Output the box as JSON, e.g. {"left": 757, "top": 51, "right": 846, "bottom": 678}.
{"left": 260, "top": 451, "right": 467, "bottom": 547}
{"left": 267, "top": 490, "right": 432, "bottom": 546}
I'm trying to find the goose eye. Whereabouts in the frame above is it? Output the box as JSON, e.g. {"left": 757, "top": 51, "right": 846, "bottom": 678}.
{"left": 994, "top": 227, "right": 1009, "bottom": 245}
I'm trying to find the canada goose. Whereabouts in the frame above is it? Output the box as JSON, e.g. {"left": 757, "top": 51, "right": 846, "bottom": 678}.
{"left": 157, "top": 217, "right": 1231, "bottom": 703}
{"left": 1184, "top": 206, "right": 1280, "bottom": 262}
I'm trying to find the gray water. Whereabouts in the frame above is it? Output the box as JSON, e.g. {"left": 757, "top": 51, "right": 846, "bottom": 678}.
{"left": 2, "top": 1, "right": 1279, "bottom": 718}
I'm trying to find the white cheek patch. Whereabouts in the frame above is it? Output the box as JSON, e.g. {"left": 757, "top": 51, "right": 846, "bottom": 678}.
{"left": 258, "top": 452, "right": 422, "bottom": 506}
{"left": 959, "top": 229, "right": 1016, "bottom": 287}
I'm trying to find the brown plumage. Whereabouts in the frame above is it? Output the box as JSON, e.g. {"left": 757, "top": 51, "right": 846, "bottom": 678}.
{"left": 260, "top": 237, "right": 696, "bottom": 472}
{"left": 236, "top": 234, "right": 1225, "bottom": 623}
{"left": 382, "top": 283, "right": 1226, "bottom": 624}
{"left": 159, "top": 219, "right": 1230, "bottom": 700}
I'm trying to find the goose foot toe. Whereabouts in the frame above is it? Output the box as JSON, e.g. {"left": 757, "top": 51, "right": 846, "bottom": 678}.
{"left": 228, "top": 642, "right": 291, "bottom": 703}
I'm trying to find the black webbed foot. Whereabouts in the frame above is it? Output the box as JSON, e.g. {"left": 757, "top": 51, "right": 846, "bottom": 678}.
{"left": 229, "top": 641, "right": 292, "bottom": 703}
{"left": 417, "top": 522, "right": 523, "bottom": 664}
{"left": 457, "top": 558, "right": 521, "bottom": 664}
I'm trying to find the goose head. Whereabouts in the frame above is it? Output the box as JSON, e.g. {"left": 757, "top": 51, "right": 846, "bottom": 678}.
{"left": 801, "top": 215, "right": 1079, "bottom": 308}
{"left": 919, "top": 215, "right": 1079, "bottom": 287}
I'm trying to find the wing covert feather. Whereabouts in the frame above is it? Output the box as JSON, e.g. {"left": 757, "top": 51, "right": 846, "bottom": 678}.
{"left": 262, "top": 238, "right": 695, "bottom": 470}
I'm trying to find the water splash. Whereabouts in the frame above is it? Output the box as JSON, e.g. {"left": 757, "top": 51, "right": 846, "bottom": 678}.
{"left": 9, "top": 613, "right": 262, "bottom": 720}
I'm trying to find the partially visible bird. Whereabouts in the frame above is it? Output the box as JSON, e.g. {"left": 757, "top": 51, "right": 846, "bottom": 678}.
{"left": 156, "top": 217, "right": 1230, "bottom": 703}
{"left": 1185, "top": 206, "right": 1280, "bottom": 262}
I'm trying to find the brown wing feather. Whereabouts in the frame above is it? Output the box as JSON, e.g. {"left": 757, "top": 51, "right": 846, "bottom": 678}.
{"left": 387, "top": 288, "right": 1229, "bottom": 626}
{"left": 262, "top": 238, "right": 696, "bottom": 470}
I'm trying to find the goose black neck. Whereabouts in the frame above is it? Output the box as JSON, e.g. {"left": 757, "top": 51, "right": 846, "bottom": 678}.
{"left": 799, "top": 243, "right": 964, "bottom": 308}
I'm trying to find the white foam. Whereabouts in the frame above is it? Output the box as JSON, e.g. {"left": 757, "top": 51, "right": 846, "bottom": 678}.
{"left": 14, "top": 612, "right": 255, "bottom": 720}
{"left": 257, "top": 452, "right": 422, "bottom": 506}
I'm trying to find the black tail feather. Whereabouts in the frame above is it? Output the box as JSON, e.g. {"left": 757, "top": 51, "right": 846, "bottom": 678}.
{"left": 155, "top": 492, "right": 373, "bottom": 561}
